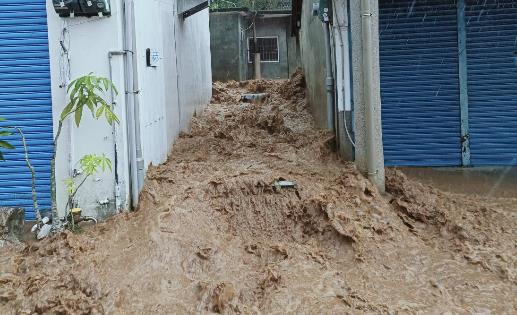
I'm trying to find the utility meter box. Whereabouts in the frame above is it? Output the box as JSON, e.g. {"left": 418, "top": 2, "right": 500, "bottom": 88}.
{"left": 53, "top": 0, "right": 111, "bottom": 17}
{"left": 318, "top": 0, "right": 332, "bottom": 23}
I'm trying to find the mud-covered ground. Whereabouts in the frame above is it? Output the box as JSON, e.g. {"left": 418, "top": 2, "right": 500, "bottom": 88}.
{"left": 1, "top": 73, "right": 516, "bottom": 314}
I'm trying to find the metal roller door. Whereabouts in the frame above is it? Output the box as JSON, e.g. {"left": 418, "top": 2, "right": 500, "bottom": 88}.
{"left": 379, "top": 0, "right": 462, "bottom": 166}
{"left": 466, "top": 0, "right": 517, "bottom": 166}
{"left": 0, "top": 1, "right": 53, "bottom": 220}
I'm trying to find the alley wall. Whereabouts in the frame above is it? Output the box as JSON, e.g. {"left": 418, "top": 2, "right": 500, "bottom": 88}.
{"left": 46, "top": 0, "right": 212, "bottom": 219}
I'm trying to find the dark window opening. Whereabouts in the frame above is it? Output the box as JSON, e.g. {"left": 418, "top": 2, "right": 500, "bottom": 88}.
{"left": 248, "top": 37, "right": 279, "bottom": 63}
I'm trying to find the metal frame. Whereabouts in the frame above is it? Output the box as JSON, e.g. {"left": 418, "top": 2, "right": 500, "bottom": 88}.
{"left": 247, "top": 36, "right": 280, "bottom": 63}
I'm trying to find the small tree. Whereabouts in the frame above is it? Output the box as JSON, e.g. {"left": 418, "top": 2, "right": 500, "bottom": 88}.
{"left": 65, "top": 154, "right": 112, "bottom": 229}
{"left": 51, "top": 74, "right": 119, "bottom": 228}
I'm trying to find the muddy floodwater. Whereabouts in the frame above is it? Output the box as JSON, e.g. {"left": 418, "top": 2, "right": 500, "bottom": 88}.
{"left": 1, "top": 73, "right": 516, "bottom": 314}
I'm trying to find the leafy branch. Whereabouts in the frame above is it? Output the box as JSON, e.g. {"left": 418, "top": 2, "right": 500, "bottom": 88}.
{"left": 61, "top": 74, "right": 120, "bottom": 126}
{"left": 51, "top": 74, "right": 119, "bottom": 227}
{"left": 65, "top": 154, "right": 113, "bottom": 230}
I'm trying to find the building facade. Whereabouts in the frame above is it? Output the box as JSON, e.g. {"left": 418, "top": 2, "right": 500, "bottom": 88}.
{"left": 210, "top": 8, "right": 301, "bottom": 81}
{"left": 0, "top": 0, "right": 212, "bottom": 220}
{"left": 294, "top": 0, "right": 517, "bottom": 172}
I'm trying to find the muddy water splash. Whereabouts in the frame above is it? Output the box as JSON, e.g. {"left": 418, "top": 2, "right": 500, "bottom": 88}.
{"left": 1, "top": 71, "right": 516, "bottom": 314}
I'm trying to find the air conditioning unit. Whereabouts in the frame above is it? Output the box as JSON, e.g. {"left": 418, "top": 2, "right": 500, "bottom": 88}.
{"left": 53, "top": 0, "right": 111, "bottom": 17}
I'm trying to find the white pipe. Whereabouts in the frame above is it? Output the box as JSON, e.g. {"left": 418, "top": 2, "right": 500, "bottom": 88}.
{"left": 122, "top": 0, "right": 143, "bottom": 208}
{"left": 342, "top": 5, "right": 352, "bottom": 112}
{"left": 323, "top": 22, "right": 335, "bottom": 131}
{"left": 129, "top": 1, "right": 145, "bottom": 197}
{"left": 333, "top": 0, "right": 355, "bottom": 147}
{"left": 332, "top": 23, "right": 344, "bottom": 112}
{"left": 108, "top": 50, "right": 125, "bottom": 210}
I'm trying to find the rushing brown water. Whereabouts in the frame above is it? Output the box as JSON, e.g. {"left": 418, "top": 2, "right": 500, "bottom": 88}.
{"left": 1, "top": 72, "right": 516, "bottom": 314}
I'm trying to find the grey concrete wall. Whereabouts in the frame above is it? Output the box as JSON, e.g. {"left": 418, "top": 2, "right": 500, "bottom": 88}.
{"left": 245, "top": 16, "right": 291, "bottom": 80}
{"left": 174, "top": 8, "right": 213, "bottom": 132}
{"left": 287, "top": 34, "right": 302, "bottom": 75}
{"left": 299, "top": 2, "right": 327, "bottom": 129}
{"left": 350, "top": 0, "right": 385, "bottom": 190}
{"left": 210, "top": 12, "right": 243, "bottom": 81}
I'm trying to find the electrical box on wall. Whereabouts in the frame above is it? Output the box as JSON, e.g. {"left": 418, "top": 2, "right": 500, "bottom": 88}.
{"left": 53, "top": 0, "right": 111, "bottom": 17}
{"left": 318, "top": 0, "right": 332, "bottom": 23}
{"left": 146, "top": 49, "right": 160, "bottom": 67}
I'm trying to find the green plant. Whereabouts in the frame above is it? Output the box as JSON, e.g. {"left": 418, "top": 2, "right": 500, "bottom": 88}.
{"left": 0, "top": 118, "right": 14, "bottom": 161}
{"left": 61, "top": 75, "right": 119, "bottom": 127}
{"left": 64, "top": 154, "right": 112, "bottom": 229}
{"left": 51, "top": 74, "right": 119, "bottom": 228}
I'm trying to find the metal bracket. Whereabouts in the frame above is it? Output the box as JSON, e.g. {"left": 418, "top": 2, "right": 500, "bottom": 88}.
{"left": 182, "top": 1, "right": 208, "bottom": 19}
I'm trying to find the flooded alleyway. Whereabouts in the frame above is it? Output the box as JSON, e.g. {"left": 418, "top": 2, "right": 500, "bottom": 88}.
{"left": 1, "top": 74, "right": 516, "bottom": 314}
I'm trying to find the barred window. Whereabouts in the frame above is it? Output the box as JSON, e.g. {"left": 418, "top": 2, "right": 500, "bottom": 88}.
{"left": 248, "top": 37, "right": 279, "bottom": 63}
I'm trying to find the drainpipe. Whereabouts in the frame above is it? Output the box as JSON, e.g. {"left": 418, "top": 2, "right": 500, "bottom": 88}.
{"left": 323, "top": 21, "right": 335, "bottom": 131}
{"left": 332, "top": 0, "right": 355, "bottom": 158}
{"left": 108, "top": 50, "right": 125, "bottom": 210}
{"left": 123, "top": 0, "right": 145, "bottom": 207}
{"left": 361, "top": 0, "right": 385, "bottom": 193}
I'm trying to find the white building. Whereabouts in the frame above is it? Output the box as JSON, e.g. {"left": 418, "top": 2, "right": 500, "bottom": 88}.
{"left": 0, "top": 0, "right": 212, "bottom": 220}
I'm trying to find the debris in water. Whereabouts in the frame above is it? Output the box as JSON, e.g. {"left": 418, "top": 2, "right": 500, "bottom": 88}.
{"left": 272, "top": 179, "right": 297, "bottom": 190}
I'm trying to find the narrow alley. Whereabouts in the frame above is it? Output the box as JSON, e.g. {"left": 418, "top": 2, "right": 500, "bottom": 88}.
{"left": 1, "top": 75, "right": 515, "bottom": 314}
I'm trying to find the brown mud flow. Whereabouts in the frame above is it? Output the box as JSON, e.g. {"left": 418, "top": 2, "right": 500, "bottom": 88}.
{"left": 1, "top": 71, "right": 516, "bottom": 314}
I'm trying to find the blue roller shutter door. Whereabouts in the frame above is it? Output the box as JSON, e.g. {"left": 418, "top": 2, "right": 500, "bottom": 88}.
{"left": 0, "top": 1, "right": 53, "bottom": 220}
{"left": 379, "top": 0, "right": 462, "bottom": 166}
{"left": 466, "top": 0, "right": 517, "bottom": 166}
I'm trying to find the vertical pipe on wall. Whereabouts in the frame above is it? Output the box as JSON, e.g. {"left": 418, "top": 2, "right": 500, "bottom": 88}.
{"left": 332, "top": 0, "right": 355, "bottom": 160}
{"left": 130, "top": 0, "right": 145, "bottom": 204}
{"left": 123, "top": 0, "right": 144, "bottom": 208}
{"left": 108, "top": 50, "right": 125, "bottom": 210}
{"left": 361, "top": 0, "right": 385, "bottom": 193}
{"left": 323, "top": 22, "right": 335, "bottom": 131}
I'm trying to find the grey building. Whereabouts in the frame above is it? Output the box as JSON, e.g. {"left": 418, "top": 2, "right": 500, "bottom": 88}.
{"left": 210, "top": 8, "right": 301, "bottom": 81}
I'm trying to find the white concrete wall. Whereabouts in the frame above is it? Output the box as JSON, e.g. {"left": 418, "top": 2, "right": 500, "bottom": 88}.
{"left": 46, "top": 0, "right": 128, "bottom": 219}
{"left": 133, "top": 0, "right": 212, "bottom": 167}
{"left": 46, "top": 0, "right": 212, "bottom": 218}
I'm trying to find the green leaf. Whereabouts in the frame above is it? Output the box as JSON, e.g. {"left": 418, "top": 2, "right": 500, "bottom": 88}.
{"left": 74, "top": 106, "right": 83, "bottom": 127}
{"left": 79, "top": 154, "right": 112, "bottom": 176}
{"left": 0, "top": 140, "right": 14, "bottom": 150}
{"left": 61, "top": 101, "right": 75, "bottom": 121}
{"left": 64, "top": 178, "right": 76, "bottom": 195}
{"left": 62, "top": 74, "right": 119, "bottom": 127}
{"left": 67, "top": 78, "right": 79, "bottom": 93}
{"left": 101, "top": 78, "right": 109, "bottom": 91}
{"left": 96, "top": 105, "right": 105, "bottom": 119}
